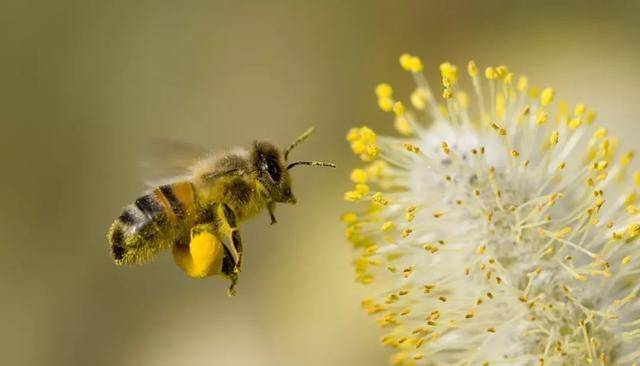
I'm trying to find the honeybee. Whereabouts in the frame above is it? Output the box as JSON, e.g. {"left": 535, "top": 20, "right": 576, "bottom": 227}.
{"left": 107, "top": 127, "right": 335, "bottom": 295}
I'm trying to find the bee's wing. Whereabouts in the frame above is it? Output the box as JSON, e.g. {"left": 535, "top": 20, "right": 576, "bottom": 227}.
{"left": 140, "top": 139, "right": 209, "bottom": 187}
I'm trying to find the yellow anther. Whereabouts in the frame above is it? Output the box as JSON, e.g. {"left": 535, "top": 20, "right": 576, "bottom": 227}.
{"left": 628, "top": 223, "right": 640, "bottom": 237}
{"left": 476, "top": 244, "right": 486, "bottom": 255}
{"left": 586, "top": 111, "right": 597, "bottom": 124}
{"left": 439, "top": 62, "right": 459, "bottom": 83}
{"left": 375, "top": 83, "right": 393, "bottom": 99}
{"left": 540, "top": 87, "right": 555, "bottom": 106}
{"left": 622, "top": 256, "right": 632, "bottom": 265}
{"left": 341, "top": 212, "right": 358, "bottom": 224}
{"left": 594, "top": 127, "right": 608, "bottom": 139}
{"left": 350, "top": 168, "right": 368, "bottom": 183}
{"left": 495, "top": 65, "right": 508, "bottom": 78}
{"left": 344, "top": 191, "right": 363, "bottom": 202}
{"left": 594, "top": 160, "right": 608, "bottom": 170}
{"left": 485, "top": 67, "right": 498, "bottom": 80}
{"left": 467, "top": 60, "right": 478, "bottom": 77}
{"left": 568, "top": 118, "right": 582, "bottom": 129}
{"left": 372, "top": 192, "right": 389, "bottom": 206}
{"left": 403, "top": 143, "right": 420, "bottom": 154}
{"left": 346, "top": 128, "right": 360, "bottom": 142}
{"left": 574, "top": 103, "right": 586, "bottom": 116}
{"left": 558, "top": 162, "right": 566, "bottom": 170}
{"left": 441, "top": 141, "right": 451, "bottom": 155}
{"left": 378, "top": 97, "right": 393, "bottom": 112}
{"left": 355, "top": 183, "right": 370, "bottom": 195}
{"left": 536, "top": 111, "right": 548, "bottom": 125}
{"left": 401, "top": 229, "right": 413, "bottom": 238}
{"left": 487, "top": 327, "right": 496, "bottom": 333}
{"left": 517, "top": 76, "right": 528, "bottom": 92}
{"left": 504, "top": 72, "right": 514, "bottom": 84}
{"left": 555, "top": 227, "right": 572, "bottom": 238}
{"left": 381, "top": 221, "right": 395, "bottom": 233}
{"left": 490, "top": 122, "right": 507, "bottom": 135}
{"left": 410, "top": 88, "right": 428, "bottom": 110}
{"left": 511, "top": 150, "right": 520, "bottom": 158}
{"left": 549, "top": 130, "right": 560, "bottom": 146}
{"left": 622, "top": 151, "right": 635, "bottom": 165}
{"left": 392, "top": 101, "right": 405, "bottom": 116}
{"left": 399, "top": 53, "right": 423, "bottom": 72}
{"left": 433, "top": 212, "right": 444, "bottom": 218}
{"left": 442, "top": 86, "right": 453, "bottom": 99}
{"left": 365, "top": 245, "right": 378, "bottom": 255}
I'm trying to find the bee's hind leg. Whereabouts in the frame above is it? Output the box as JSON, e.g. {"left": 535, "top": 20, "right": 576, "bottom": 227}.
{"left": 221, "top": 244, "right": 239, "bottom": 296}
{"left": 221, "top": 204, "right": 243, "bottom": 269}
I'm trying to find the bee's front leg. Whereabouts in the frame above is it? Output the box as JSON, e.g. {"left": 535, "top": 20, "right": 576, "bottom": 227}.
{"left": 267, "top": 202, "right": 277, "bottom": 225}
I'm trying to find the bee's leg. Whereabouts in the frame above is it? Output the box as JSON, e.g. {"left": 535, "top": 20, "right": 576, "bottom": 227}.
{"left": 221, "top": 244, "right": 238, "bottom": 296}
{"left": 267, "top": 201, "right": 277, "bottom": 225}
{"left": 221, "top": 204, "right": 243, "bottom": 269}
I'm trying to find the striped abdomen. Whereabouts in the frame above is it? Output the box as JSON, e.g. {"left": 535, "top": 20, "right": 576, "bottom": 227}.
{"left": 108, "top": 182, "right": 197, "bottom": 265}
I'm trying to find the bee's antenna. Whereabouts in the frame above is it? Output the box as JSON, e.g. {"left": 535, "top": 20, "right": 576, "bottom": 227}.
{"left": 284, "top": 126, "right": 316, "bottom": 162}
{"left": 287, "top": 161, "right": 336, "bottom": 170}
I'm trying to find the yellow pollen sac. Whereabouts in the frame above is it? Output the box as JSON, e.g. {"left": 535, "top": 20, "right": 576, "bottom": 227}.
{"left": 594, "top": 127, "right": 608, "bottom": 139}
{"left": 441, "top": 141, "right": 451, "bottom": 155}
{"left": 372, "top": 192, "right": 389, "bottom": 206}
{"left": 574, "top": 103, "right": 586, "bottom": 116}
{"left": 621, "top": 151, "right": 635, "bottom": 165}
{"left": 555, "top": 227, "right": 572, "bottom": 238}
{"left": 511, "top": 150, "right": 520, "bottom": 158}
{"left": 586, "top": 110, "right": 597, "bottom": 124}
{"left": 540, "top": 87, "right": 555, "bottom": 106}
{"left": 375, "top": 83, "right": 393, "bottom": 98}
{"left": 350, "top": 168, "right": 368, "bottom": 183}
{"left": 495, "top": 65, "right": 508, "bottom": 79}
{"left": 467, "top": 60, "right": 478, "bottom": 77}
{"left": 403, "top": 143, "right": 420, "bottom": 154}
{"left": 433, "top": 212, "right": 444, "bottom": 218}
{"left": 439, "top": 62, "right": 459, "bottom": 83}
{"left": 536, "top": 111, "right": 548, "bottom": 125}
{"left": 568, "top": 118, "right": 582, "bottom": 129}
{"left": 476, "top": 244, "right": 486, "bottom": 255}
{"left": 355, "top": 184, "right": 370, "bottom": 195}
{"left": 399, "top": 53, "right": 423, "bottom": 73}
{"left": 344, "top": 191, "right": 363, "bottom": 202}
{"left": 485, "top": 67, "right": 498, "bottom": 80}
{"left": 381, "top": 221, "right": 395, "bottom": 233}
{"left": 549, "top": 131, "right": 560, "bottom": 146}
{"left": 392, "top": 101, "right": 405, "bottom": 116}
{"left": 341, "top": 212, "right": 358, "bottom": 224}
{"left": 378, "top": 97, "right": 394, "bottom": 112}
{"left": 442, "top": 86, "right": 453, "bottom": 100}
{"left": 622, "top": 256, "right": 632, "bottom": 265}
{"left": 628, "top": 223, "right": 640, "bottom": 237}
{"left": 401, "top": 229, "right": 413, "bottom": 238}
{"left": 517, "top": 76, "right": 528, "bottom": 92}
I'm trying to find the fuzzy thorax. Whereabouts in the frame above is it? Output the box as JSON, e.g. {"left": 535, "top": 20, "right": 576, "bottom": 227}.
{"left": 344, "top": 54, "right": 640, "bottom": 366}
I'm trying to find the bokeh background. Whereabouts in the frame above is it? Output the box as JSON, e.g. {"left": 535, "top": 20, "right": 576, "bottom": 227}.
{"left": 2, "top": 1, "right": 640, "bottom": 365}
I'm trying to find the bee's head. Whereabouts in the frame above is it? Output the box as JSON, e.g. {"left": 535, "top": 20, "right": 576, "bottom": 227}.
{"left": 252, "top": 127, "right": 335, "bottom": 205}
{"left": 252, "top": 141, "right": 296, "bottom": 204}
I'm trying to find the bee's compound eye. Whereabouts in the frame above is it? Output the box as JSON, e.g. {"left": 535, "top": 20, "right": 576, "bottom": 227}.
{"left": 265, "top": 156, "right": 281, "bottom": 182}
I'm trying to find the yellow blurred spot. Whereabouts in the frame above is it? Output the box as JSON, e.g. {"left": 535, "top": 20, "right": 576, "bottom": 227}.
{"left": 517, "top": 76, "right": 528, "bottom": 92}
{"left": 381, "top": 221, "right": 395, "bottom": 232}
{"left": 439, "top": 62, "right": 458, "bottom": 83}
{"left": 540, "top": 87, "right": 554, "bottom": 106}
{"left": 350, "top": 168, "right": 368, "bottom": 183}
{"left": 375, "top": 83, "right": 393, "bottom": 98}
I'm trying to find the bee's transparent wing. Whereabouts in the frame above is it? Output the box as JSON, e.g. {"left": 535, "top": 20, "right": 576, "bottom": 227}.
{"left": 140, "top": 139, "right": 209, "bottom": 187}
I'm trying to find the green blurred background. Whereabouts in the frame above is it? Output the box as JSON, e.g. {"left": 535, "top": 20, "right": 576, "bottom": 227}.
{"left": 2, "top": 1, "right": 640, "bottom": 365}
